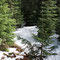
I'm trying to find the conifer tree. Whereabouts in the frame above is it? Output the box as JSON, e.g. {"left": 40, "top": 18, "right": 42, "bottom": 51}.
{"left": 0, "top": 0, "right": 16, "bottom": 46}
{"left": 56, "top": 0, "right": 60, "bottom": 40}
{"left": 7, "top": 0, "right": 23, "bottom": 27}
{"left": 37, "top": 0, "right": 58, "bottom": 59}
{"left": 21, "top": 0, "right": 39, "bottom": 26}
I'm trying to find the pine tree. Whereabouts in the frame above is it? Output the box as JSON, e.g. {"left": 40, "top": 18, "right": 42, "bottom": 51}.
{"left": 56, "top": 0, "right": 60, "bottom": 40}
{"left": 37, "top": 0, "right": 58, "bottom": 59}
{"left": 21, "top": 0, "right": 39, "bottom": 26}
{"left": 0, "top": 0, "right": 16, "bottom": 46}
{"left": 7, "top": 0, "right": 23, "bottom": 27}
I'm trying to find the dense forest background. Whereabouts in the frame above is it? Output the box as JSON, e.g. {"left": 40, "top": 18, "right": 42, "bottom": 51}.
{"left": 0, "top": 0, "right": 60, "bottom": 60}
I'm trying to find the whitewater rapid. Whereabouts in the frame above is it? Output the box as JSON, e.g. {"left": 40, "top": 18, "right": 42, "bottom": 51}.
{"left": 14, "top": 26, "right": 60, "bottom": 60}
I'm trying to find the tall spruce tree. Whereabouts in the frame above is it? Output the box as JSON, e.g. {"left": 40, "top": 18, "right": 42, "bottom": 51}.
{"left": 56, "top": 0, "right": 60, "bottom": 40}
{"left": 7, "top": 0, "right": 23, "bottom": 27}
{"left": 0, "top": 0, "right": 16, "bottom": 45}
{"left": 37, "top": 0, "right": 57, "bottom": 59}
{"left": 21, "top": 0, "right": 39, "bottom": 26}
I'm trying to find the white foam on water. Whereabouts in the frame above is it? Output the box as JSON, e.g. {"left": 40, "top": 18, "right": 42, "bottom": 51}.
{"left": 14, "top": 26, "right": 60, "bottom": 60}
{"left": 0, "top": 26, "right": 60, "bottom": 60}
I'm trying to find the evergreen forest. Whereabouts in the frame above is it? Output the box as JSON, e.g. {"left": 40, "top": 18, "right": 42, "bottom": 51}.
{"left": 0, "top": 0, "right": 60, "bottom": 60}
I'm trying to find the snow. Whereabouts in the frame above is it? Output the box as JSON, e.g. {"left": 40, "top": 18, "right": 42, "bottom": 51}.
{"left": 8, "top": 48, "right": 16, "bottom": 52}
{"left": 16, "top": 56, "right": 24, "bottom": 59}
{"left": 0, "top": 49, "right": 24, "bottom": 60}
{"left": 0, "top": 51, "right": 8, "bottom": 60}
{"left": 0, "top": 51, "right": 4, "bottom": 59}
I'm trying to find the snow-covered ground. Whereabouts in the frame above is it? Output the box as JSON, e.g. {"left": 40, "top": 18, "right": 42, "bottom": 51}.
{"left": 0, "top": 26, "right": 60, "bottom": 60}
{"left": 0, "top": 48, "right": 24, "bottom": 60}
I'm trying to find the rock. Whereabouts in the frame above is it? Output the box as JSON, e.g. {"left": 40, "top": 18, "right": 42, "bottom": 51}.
{"left": 14, "top": 53, "right": 19, "bottom": 55}
{"left": 20, "top": 56, "right": 30, "bottom": 60}
{"left": 20, "top": 53, "right": 30, "bottom": 60}
{"left": 4, "top": 53, "right": 16, "bottom": 58}
{"left": 16, "top": 58, "right": 20, "bottom": 60}
{"left": 10, "top": 43, "right": 23, "bottom": 52}
{"left": 3, "top": 53, "right": 8, "bottom": 56}
{"left": 1, "top": 56, "right": 5, "bottom": 59}
{"left": 16, "top": 48, "right": 22, "bottom": 52}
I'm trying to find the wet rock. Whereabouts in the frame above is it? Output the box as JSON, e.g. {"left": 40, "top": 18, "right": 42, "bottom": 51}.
{"left": 16, "top": 48, "right": 22, "bottom": 52}
{"left": 10, "top": 43, "right": 23, "bottom": 52}
{"left": 1, "top": 56, "right": 5, "bottom": 59}
{"left": 20, "top": 56, "right": 30, "bottom": 60}
{"left": 4, "top": 53, "right": 8, "bottom": 56}
{"left": 4, "top": 52, "right": 16, "bottom": 58}
{"left": 16, "top": 58, "right": 20, "bottom": 60}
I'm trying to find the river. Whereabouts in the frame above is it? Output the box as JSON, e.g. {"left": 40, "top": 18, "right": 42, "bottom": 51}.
{"left": 14, "top": 26, "right": 60, "bottom": 60}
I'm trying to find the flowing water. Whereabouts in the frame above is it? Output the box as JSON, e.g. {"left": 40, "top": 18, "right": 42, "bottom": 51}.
{"left": 14, "top": 26, "right": 60, "bottom": 60}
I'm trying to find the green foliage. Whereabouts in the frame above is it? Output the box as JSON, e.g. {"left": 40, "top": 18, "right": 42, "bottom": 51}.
{"left": 7, "top": 0, "right": 24, "bottom": 27}
{"left": 21, "top": 38, "right": 57, "bottom": 60}
{"left": 0, "top": 38, "right": 2, "bottom": 45}
{"left": 56, "top": 0, "right": 60, "bottom": 41}
{"left": 0, "top": 0, "right": 16, "bottom": 45}
{"left": 6, "top": 40, "right": 14, "bottom": 46}
{"left": 21, "top": 0, "right": 39, "bottom": 26}
{"left": 37, "top": 0, "right": 57, "bottom": 37}
{"left": 37, "top": 0, "right": 57, "bottom": 45}
{"left": 24, "top": 11, "right": 38, "bottom": 26}
{"left": 36, "top": 0, "right": 58, "bottom": 59}
{"left": 0, "top": 48, "right": 9, "bottom": 52}
{"left": 0, "top": 0, "right": 59, "bottom": 59}
{"left": 4, "top": 48, "right": 9, "bottom": 52}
